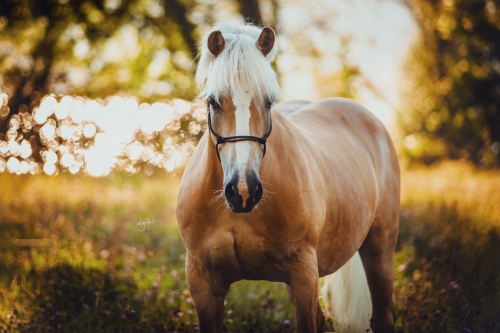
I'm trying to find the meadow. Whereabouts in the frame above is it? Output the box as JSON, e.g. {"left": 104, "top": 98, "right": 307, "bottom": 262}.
{"left": 0, "top": 161, "right": 499, "bottom": 332}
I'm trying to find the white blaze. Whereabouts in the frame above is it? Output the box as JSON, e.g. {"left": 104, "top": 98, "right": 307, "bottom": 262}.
{"left": 232, "top": 92, "right": 253, "bottom": 183}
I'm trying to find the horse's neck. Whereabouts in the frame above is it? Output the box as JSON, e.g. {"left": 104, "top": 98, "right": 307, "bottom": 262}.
{"left": 255, "top": 111, "right": 306, "bottom": 183}
{"left": 203, "top": 130, "right": 225, "bottom": 184}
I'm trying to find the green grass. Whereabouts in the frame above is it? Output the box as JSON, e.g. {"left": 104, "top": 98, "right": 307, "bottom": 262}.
{"left": 395, "top": 162, "right": 500, "bottom": 332}
{"left": 0, "top": 161, "right": 499, "bottom": 332}
{"left": 0, "top": 172, "right": 297, "bottom": 333}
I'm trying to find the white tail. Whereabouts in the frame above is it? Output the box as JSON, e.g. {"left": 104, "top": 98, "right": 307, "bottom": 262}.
{"left": 321, "top": 251, "right": 372, "bottom": 333}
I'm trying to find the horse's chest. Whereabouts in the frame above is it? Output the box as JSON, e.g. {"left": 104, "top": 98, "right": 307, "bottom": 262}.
{"left": 196, "top": 230, "right": 291, "bottom": 283}
{"left": 197, "top": 231, "right": 239, "bottom": 269}
{"left": 233, "top": 240, "right": 294, "bottom": 282}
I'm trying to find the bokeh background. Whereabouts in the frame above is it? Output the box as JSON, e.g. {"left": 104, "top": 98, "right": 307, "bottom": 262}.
{"left": 0, "top": 0, "right": 499, "bottom": 332}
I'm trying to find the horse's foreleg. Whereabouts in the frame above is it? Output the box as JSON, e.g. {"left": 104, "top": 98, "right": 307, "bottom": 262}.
{"left": 287, "top": 253, "right": 320, "bottom": 333}
{"left": 286, "top": 285, "right": 325, "bottom": 332}
{"left": 186, "top": 254, "right": 228, "bottom": 333}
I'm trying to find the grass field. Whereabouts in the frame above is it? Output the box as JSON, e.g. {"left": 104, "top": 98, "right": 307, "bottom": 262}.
{"left": 0, "top": 161, "right": 499, "bottom": 332}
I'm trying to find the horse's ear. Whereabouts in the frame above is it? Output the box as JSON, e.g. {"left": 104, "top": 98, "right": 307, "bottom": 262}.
{"left": 207, "top": 30, "right": 225, "bottom": 57}
{"left": 257, "top": 27, "right": 275, "bottom": 57}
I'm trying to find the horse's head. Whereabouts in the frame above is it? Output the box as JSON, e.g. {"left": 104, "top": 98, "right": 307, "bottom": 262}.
{"left": 196, "top": 23, "right": 280, "bottom": 213}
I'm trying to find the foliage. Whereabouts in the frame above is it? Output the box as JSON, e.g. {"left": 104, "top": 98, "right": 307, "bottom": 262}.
{"left": 313, "top": 37, "right": 362, "bottom": 100}
{"left": 0, "top": 0, "right": 198, "bottom": 111}
{"left": 399, "top": 0, "right": 500, "bottom": 167}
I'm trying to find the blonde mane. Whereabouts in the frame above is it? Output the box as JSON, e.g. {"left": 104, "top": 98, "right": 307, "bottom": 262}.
{"left": 195, "top": 22, "right": 280, "bottom": 103}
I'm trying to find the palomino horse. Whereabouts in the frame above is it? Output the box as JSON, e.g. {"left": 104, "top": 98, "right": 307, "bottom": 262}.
{"left": 177, "top": 22, "right": 400, "bottom": 333}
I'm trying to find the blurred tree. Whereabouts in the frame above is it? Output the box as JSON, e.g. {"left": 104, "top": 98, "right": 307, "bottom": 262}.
{"left": 0, "top": 0, "right": 272, "bottom": 133}
{"left": 0, "top": 0, "right": 202, "bottom": 132}
{"left": 240, "top": 0, "right": 263, "bottom": 25}
{"left": 314, "top": 37, "right": 362, "bottom": 100}
{"left": 399, "top": 0, "right": 500, "bottom": 166}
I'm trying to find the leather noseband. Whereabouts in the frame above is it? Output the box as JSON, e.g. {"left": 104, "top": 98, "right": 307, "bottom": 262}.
{"left": 207, "top": 101, "right": 272, "bottom": 162}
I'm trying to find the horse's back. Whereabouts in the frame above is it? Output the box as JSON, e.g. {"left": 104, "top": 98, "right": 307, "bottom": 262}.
{"left": 278, "top": 98, "right": 399, "bottom": 186}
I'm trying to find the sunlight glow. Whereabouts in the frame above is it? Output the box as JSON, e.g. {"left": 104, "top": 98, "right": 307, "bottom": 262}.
{"left": 0, "top": 92, "right": 205, "bottom": 176}
{"left": 7, "top": 157, "right": 19, "bottom": 174}
{"left": 20, "top": 140, "right": 32, "bottom": 158}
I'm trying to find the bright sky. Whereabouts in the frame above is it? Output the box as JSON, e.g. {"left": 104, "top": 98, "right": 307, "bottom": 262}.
{"left": 277, "top": 0, "right": 418, "bottom": 125}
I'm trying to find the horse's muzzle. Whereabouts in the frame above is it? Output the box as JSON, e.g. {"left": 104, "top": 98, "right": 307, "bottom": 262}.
{"left": 224, "top": 176, "right": 263, "bottom": 213}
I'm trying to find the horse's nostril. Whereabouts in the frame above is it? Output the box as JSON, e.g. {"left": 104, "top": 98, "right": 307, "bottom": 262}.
{"left": 224, "top": 178, "right": 262, "bottom": 212}
{"left": 224, "top": 181, "right": 239, "bottom": 204}
{"left": 253, "top": 182, "right": 263, "bottom": 204}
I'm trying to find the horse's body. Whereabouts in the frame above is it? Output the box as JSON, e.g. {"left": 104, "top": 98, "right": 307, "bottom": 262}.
{"left": 177, "top": 23, "right": 399, "bottom": 333}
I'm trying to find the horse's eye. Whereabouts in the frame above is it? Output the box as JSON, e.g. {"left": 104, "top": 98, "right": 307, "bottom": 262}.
{"left": 265, "top": 97, "right": 274, "bottom": 110}
{"left": 208, "top": 97, "right": 220, "bottom": 110}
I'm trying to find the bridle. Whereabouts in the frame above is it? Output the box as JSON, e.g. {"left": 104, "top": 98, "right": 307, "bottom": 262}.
{"left": 207, "top": 101, "right": 273, "bottom": 162}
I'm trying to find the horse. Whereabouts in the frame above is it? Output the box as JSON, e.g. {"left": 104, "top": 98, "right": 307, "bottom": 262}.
{"left": 176, "top": 22, "right": 400, "bottom": 333}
